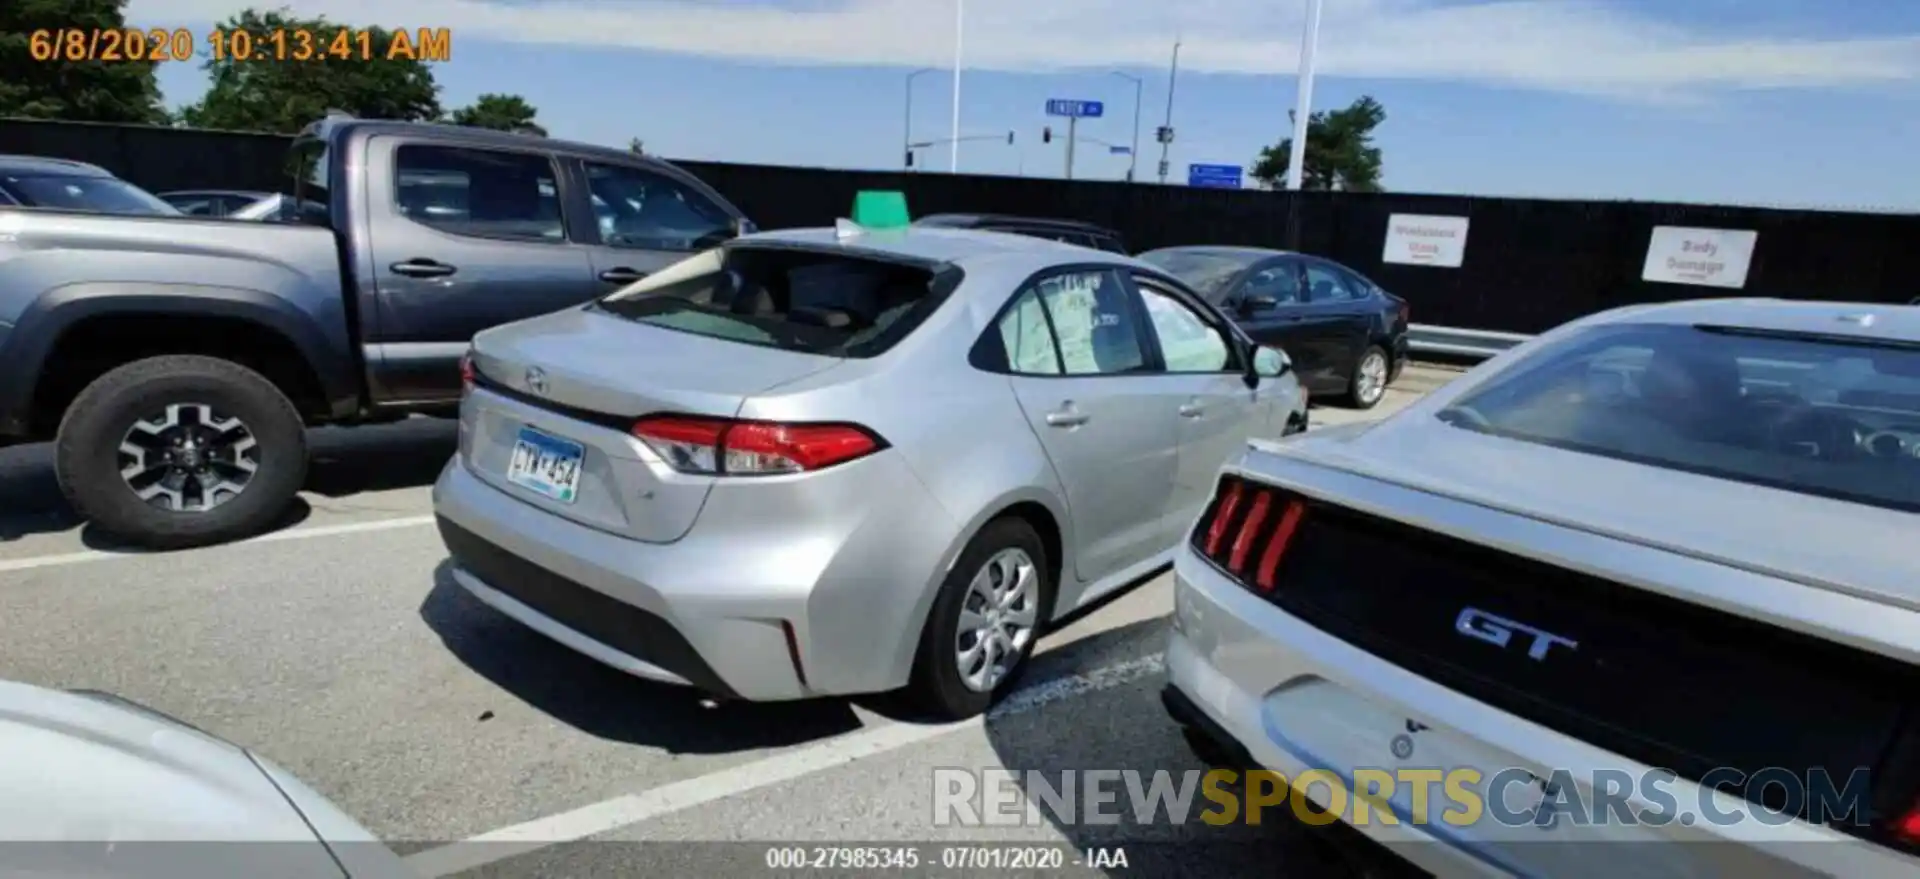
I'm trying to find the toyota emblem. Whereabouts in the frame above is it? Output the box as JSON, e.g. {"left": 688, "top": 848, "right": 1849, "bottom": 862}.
{"left": 524, "top": 366, "right": 548, "bottom": 395}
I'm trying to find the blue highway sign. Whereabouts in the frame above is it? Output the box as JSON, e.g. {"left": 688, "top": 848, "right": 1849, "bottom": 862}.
{"left": 1045, "top": 99, "right": 1105, "bottom": 118}
{"left": 1187, "top": 163, "right": 1244, "bottom": 189}
{"left": 1109, "top": 145, "right": 1131, "bottom": 155}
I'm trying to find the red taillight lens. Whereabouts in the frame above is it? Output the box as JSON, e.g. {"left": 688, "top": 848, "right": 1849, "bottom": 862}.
{"left": 1254, "top": 499, "right": 1308, "bottom": 592}
{"left": 1227, "top": 491, "right": 1272, "bottom": 572}
{"left": 459, "top": 353, "right": 476, "bottom": 394}
{"left": 1893, "top": 802, "right": 1920, "bottom": 844}
{"left": 631, "top": 415, "right": 883, "bottom": 476}
{"left": 1202, "top": 481, "right": 1244, "bottom": 556}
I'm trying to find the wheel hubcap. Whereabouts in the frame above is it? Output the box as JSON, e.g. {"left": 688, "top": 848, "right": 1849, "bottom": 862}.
{"left": 955, "top": 548, "right": 1040, "bottom": 693}
{"left": 1357, "top": 352, "right": 1388, "bottom": 403}
{"left": 117, "top": 403, "right": 259, "bottom": 512}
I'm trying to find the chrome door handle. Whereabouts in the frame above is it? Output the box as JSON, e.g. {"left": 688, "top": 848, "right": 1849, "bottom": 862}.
{"left": 1045, "top": 410, "right": 1090, "bottom": 427}
{"left": 1178, "top": 403, "right": 1204, "bottom": 418}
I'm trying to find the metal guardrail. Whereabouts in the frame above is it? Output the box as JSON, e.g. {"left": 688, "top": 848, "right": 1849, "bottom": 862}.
{"left": 1407, "top": 324, "right": 1533, "bottom": 360}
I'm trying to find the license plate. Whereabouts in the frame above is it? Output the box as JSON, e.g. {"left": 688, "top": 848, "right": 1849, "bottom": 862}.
{"left": 505, "top": 426, "right": 584, "bottom": 504}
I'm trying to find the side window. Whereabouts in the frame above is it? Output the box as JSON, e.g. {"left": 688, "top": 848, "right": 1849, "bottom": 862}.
{"left": 171, "top": 197, "right": 218, "bottom": 216}
{"left": 1092, "top": 235, "right": 1128, "bottom": 254}
{"left": 996, "top": 289, "right": 1063, "bottom": 375}
{"left": 393, "top": 144, "right": 564, "bottom": 242}
{"left": 1304, "top": 262, "right": 1358, "bottom": 303}
{"left": 1138, "top": 284, "right": 1234, "bottom": 373}
{"left": 582, "top": 161, "right": 734, "bottom": 251}
{"left": 220, "top": 196, "right": 257, "bottom": 215}
{"left": 1336, "top": 266, "right": 1380, "bottom": 299}
{"left": 1030, "top": 269, "right": 1148, "bottom": 375}
{"left": 1242, "top": 262, "right": 1303, "bottom": 305}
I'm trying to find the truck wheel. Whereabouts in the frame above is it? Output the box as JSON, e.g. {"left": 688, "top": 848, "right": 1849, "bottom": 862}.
{"left": 55, "top": 355, "right": 309, "bottom": 550}
{"left": 905, "top": 517, "right": 1052, "bottom": 720}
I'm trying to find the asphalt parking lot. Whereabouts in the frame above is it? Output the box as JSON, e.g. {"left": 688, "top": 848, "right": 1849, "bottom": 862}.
{"left": 0, "top": 366, "right": 1456, "bottom": 877}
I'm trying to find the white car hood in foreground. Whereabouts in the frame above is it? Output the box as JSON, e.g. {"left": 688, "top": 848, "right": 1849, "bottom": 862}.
{"left": 0, "top": 681, "right": 407, "bottom": 878}
{"left": 1262, "top": 414, "right": 1920, "bottom": 614}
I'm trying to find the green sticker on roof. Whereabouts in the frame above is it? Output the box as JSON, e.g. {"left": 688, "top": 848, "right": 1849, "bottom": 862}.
{"left": 851, "top": 190, "right": 911, "bottom": 230}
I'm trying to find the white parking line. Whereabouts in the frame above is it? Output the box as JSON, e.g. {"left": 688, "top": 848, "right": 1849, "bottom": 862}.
{"left": 0, "top": 515, "right": 437, "bottom": 574}
{"left": 404, "top": 651, "right": 1169, "bottom": 877}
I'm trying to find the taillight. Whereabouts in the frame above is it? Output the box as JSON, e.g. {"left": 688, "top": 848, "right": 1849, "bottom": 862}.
{"left": 1192, "top": 475, "right": 1310, "bottom": 595}
{"left": 631, "top": 415, "right": 884, "bottom": 476}
{"left": 1893, "top": 802, "right": 1920, "bottom": 845}
{"left": 459, "top": 352, "right": 476, "bottom": 394}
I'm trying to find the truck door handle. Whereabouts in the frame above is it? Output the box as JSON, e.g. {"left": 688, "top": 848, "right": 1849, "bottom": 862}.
{"left": 1044, "top": 405, "right": 1090, "bottom": 428}
{"left": 598, "top": 267, "right": 648, "bottom": 284}
{"left": 1179, "top": 403, "right": 1204, "bottom": 418}
{"left": 390, "top": 259, "right": 456, "bottom": 278}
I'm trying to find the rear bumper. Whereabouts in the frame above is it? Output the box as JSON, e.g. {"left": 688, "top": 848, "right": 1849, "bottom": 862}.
{"left": 431, "top": 454, "right": 963, "bottom": 702}
{"left": 1164, "top": 546, "right": 1918, "bottom": 879}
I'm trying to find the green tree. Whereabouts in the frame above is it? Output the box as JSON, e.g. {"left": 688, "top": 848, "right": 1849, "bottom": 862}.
{"left": 448, "top": 93, "right": 545, "bottom": 135}
{"left": 0, "top": 0, "right": 168, "bottom": 123}
{"left": 1250, "top": 96, "right": 1387, "bottom": 191}
{"left": 180, "top": 7, "right": 441, "bottom": 133}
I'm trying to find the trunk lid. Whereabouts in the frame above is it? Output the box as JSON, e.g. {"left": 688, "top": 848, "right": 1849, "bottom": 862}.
{"left": 463, "top": 306, "right": 843, "bottom": 543}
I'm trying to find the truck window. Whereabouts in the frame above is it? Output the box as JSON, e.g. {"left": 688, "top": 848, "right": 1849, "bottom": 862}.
{"left": 392, "top": 144, "right": 565, "bottom": 242}
{"left": 581, "top": 161, "right": 734, "bottom": 251}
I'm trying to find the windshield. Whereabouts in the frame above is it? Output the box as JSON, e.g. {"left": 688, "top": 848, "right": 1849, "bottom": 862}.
{"left": 1437, "top": 322, "right": 1920, "bottom": 513}
{"left": 598, "top": 246, "right": 954, "bottom": 358}
{"left": 5, "top": 175, "right": 179, "bottom": 215}
{"left": 1136, "top": 249, "right": 1262, "bottom": 299}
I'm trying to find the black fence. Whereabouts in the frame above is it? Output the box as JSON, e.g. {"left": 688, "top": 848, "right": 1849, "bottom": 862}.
{"left": 4, "top": 118, "right": 1916, "bottom": 333}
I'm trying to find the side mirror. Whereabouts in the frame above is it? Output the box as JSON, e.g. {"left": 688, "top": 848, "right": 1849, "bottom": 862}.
{"left": 730, "top": 217, "right": 756, "bottom": 238}
{"left": 1239, "top": 296, "right": 1279, "bottom": 314}
{"left": 1254, "top": 346, "right": 1290, "bottom": 378}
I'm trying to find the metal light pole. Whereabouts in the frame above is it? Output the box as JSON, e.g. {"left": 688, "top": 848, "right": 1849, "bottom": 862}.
{"left": 1156, "top": 39, "right": 1180, "bottom": 185}
{"left": 949, "top": 0, "right": 964, "bottom": 173}
{"left": 903, "top": 67, "right": 936, "bottom": 170}
{"left": 1284, "top": 0, "right": 1324, "bottom": 191}
{"left": 1110, "top": 71, "right": 1143, "bottom": 182}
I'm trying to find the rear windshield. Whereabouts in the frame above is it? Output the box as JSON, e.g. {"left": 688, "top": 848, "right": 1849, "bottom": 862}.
{"left": 1437, "top": 322, "right": 1920, "bottom": 512}
{"left": 4, "top": 174, "right": 179, "bottom": 215}
{"left": 596, "top": 246, "right": 956, "bottom": 358}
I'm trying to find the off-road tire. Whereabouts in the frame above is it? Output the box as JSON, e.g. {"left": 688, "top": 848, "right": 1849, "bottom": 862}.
{"left": 55, "top": 355, "right": 308, "bottom": 550}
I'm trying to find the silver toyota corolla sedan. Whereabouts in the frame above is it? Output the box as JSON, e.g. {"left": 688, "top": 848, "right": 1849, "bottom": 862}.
{"left": 1166, "top": 299, "right": 1920, "bottom": 877}
{"left": 433, "top": 223, "right": 1306, "bottom": 718}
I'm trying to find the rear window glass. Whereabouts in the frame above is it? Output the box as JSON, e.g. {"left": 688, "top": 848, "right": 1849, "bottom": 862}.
{"left": 1437, "top": 323, "right": 1920, "bottom": 512}
{"left": 596, "top": 246, "right": 956, "bottom": 358}
{"left": 6, "top": 175, "right": 179, "bottom": 215}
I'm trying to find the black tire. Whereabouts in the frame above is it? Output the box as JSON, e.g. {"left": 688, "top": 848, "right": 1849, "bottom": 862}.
{"left": 1342, "top": 345, "right": 1390, "bottom": 410}
{"left": 55, "top": 355, "right": 308, "bottom": 550}
{"left": 906, "top": 517, "right": 1052, "bottom": 720}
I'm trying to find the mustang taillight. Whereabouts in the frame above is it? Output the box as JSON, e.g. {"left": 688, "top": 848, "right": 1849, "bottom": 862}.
{"left": 1894, "top": 801, "right": 1920, "bottom": 846}
{"left": 631, "top": 415, "right": 885, "bottom": 476}
{"left": 1192, "top": 475, "right": 1309, "bottom": 594}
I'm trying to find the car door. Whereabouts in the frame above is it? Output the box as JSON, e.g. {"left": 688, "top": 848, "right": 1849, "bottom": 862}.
{"left": 1128, "top": 272, "right": 1267, "bottom": 541}
{"left": 998, "top": 267, "right": 1179, "bottom": 598}
{"left": 366, "top": 138, "right": 596, "bottom": 403}
{"left": 1224, "top": 258, "right": 1323, "bottom": 379}
{"left": 1300, "top": 259, "right": 1375, "bottom": 390}
{"left": 574, "top": 158, "right": 742, "bottom": 291}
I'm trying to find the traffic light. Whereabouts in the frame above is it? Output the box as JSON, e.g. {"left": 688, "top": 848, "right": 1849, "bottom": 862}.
{"left": 1042, "top": 127, "right": 1052, "bottom": 144}
{"left": 1007, "top": 130, "right": 1015, "bottom": 145}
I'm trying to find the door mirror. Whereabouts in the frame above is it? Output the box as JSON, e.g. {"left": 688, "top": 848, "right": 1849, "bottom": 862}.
{"left": 1239, "top": 296, "right": 1279, "bottom": 314}
{"left": 730, "top": 217, "right": 755, "bottom": 239}
{"left": 1253, "top": 346, "right": 1290, "bottom": 378}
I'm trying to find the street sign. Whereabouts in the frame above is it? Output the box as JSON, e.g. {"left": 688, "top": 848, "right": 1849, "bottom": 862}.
{"left": 1109, "top": 146, "right": 1130, "bottom": 155}
{"left": 1045, "top": 99, "right": 1104, "bottom": 118}
{"left": 1187, "top": 163, "right": 1243, "bottom": 189}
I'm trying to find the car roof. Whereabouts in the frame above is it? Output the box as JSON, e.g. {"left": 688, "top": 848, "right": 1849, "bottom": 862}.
{"left": 1145, "top": 245, "right": 1295, "bottom": 260}
{"left": 1578, "top": 298, "right": 1920, "bottom": 343}
{"left": 915, "top": 213, "right": 1121, "bottom": 235}
{"left": 0, "top": 155, "right": 114, "bottom": 178}
{"left": 738, "top": 224, "right": 1115, "bottom": 264}
{"left": 308, "top": 117, "right": 691, "bottom": 174}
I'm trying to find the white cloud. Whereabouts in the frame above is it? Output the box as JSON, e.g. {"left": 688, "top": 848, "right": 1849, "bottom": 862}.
{"left": 128, "top": 0, "right": 1920, "bottom": 97}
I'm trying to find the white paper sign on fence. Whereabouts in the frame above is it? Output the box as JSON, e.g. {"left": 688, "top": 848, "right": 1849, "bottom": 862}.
{"left": 1642, "top": 226, "right": 1757, "bottom": 288}
{"left": 1381, "top": 214, "right": 1470, "bottom": 268}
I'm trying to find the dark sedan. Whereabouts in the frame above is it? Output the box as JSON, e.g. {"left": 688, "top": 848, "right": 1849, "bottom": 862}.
{"left": 1138, "top": 246, "right": 1409, "bottom": 409}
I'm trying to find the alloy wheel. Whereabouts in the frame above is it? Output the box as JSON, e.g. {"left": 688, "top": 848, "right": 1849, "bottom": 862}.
{"left": 117, "top": 403, "right": 260, "bottom": 512}
{"left": 954, "top": 547, "right": 1040, "bottom": 693}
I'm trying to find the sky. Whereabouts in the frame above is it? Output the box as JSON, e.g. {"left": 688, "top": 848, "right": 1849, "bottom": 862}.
{"left": 126, "top": 0, "right": 1920, "bottom": 210}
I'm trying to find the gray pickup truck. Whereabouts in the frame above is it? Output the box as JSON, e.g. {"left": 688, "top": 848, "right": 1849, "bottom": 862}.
{"left": 0, "top": 117, "right": 753, "bottom": 548}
